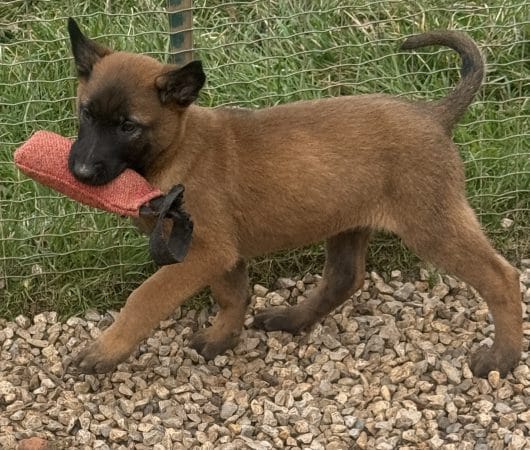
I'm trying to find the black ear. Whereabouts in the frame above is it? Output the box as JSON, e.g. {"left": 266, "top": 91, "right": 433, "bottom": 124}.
{"left": 155, "top": 61, "right": 206, "bottom": 106}
{"left": 67, "top": 18, "right": 111, "bottom": 78}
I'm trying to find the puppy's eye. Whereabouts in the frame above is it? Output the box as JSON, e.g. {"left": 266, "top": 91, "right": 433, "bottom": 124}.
{"left": 120, "top": 120, "right": 138, "bottom": 133}
{"left": 80, "top": 108, "right": 92, "bottom": 121}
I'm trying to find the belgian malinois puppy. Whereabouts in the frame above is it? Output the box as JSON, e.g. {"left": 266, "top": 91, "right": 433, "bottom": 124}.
{"left": 66, "top": 18, "right": 522, "bottom": 378}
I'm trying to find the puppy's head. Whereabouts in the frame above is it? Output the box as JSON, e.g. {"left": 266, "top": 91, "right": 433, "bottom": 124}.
{"left": 66, "top": 18, "right": 205, "bottom": 185}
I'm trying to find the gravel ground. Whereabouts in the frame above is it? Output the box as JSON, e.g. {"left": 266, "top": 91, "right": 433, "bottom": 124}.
{"left": 1, "top": 261, "right": 530, "bottom": 450}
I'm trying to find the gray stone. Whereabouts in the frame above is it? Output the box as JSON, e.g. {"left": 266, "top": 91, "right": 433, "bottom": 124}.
{"left": 108, "top": 428, "right": 128, "bottom": 443}
{"left": 394, "top": 282, "right": 415, "bottom": 301}
{"left": 220, "top": 401, "right": 238, "bottom": 420}
{"left": 440, "top": 360, "right": 462, "bottom": 384}
{"left": 395, "top": 408, "right": 422, "bottom": 428}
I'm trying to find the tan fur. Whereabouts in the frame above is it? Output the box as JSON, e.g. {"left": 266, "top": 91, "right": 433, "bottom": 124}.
{"left": 72, "top": 31, "right": 522, "bottom": 378}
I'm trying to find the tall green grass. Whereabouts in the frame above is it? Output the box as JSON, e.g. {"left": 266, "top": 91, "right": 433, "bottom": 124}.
{"left": 1, "top": 0, "right": 528, "bottom": 318}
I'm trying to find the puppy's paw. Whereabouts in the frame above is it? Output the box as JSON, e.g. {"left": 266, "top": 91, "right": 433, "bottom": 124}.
{"left": 74, "top": 340, "right": 130, "bottom": 374}
{"left": 470, "top": 344, "right": 521, "bottom": 378}
{"left": 189, "top": 328, "right": 238, "bottom": 360}
{"left": 252, "top": 307, "right": 308, "bottom": 334}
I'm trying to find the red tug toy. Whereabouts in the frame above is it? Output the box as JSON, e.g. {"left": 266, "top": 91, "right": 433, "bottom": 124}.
{"left": 14, "top": 130, "right": 193, "bottom": 265}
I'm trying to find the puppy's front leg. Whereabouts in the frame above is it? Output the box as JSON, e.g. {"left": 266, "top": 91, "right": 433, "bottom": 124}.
{"left": 75, "top": 248, "right": 233, "bottom": 374}
{"left": 190, "top": 260, "right": 249, "bottom": 359}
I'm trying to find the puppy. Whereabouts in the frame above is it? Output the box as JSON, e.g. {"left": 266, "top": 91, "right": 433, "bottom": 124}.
{"left": 66, "top": 18, "right": 522, "bottom": 377}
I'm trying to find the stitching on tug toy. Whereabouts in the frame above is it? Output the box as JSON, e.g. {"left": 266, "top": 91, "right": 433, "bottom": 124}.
{"left": 14, "top": 130, "right": 193, "bottom": 265}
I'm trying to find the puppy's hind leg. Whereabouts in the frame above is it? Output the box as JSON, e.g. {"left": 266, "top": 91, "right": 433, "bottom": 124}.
{"left": 253, "top": 228, "right": 371, "bottom": 333}
{"left": 397, "top": 201, "right": 522, "bottom": 378}
{"left": 189, "top": 260, "right": 250, "bottom": 359}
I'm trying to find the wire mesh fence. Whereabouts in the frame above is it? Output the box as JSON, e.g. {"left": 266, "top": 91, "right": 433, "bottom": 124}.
{"left": 1, "top": 0, "right": 528, "bottom": 317}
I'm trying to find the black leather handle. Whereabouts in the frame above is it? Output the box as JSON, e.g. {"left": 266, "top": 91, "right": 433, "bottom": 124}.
{"left": 139, "top": 184, "right": 193, "bottom": 266}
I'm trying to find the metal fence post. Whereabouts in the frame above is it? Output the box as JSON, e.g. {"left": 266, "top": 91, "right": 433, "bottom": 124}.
{"left": 167, "top": 0, "right": 193, "bottom": 66}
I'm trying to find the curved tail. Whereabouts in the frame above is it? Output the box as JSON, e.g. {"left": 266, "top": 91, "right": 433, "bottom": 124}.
{"left": 401, "top": 30, "right": 484, "bottom": 130}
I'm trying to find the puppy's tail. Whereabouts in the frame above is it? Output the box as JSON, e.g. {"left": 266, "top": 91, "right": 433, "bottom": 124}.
{"left": 401, "top": 30, "right": 484, "bottom": 131}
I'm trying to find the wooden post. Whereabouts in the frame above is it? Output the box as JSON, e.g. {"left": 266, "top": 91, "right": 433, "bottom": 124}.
{"left": 167, "top": 0, "right": 193, "bottom": 66}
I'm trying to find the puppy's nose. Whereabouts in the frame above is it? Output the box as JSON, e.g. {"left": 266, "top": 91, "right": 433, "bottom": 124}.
{"left": 72, "top": 162, "right": 103, "bottom": 184}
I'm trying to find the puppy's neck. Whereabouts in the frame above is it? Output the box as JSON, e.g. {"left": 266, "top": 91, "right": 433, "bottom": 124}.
{"left": 147, "top": 105, "right": 233, "bottom": 191}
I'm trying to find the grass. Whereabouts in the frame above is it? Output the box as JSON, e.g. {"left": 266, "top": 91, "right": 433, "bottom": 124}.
{"left": 0, "top": 0, "right": 528, "bottom": 318}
